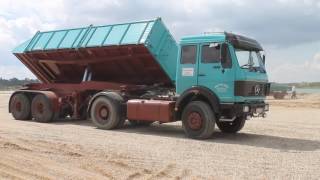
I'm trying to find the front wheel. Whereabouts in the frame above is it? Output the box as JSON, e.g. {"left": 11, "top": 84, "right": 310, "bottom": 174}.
{"left": 182, "top": 101, "right": 215, "bottom": 139}
{"left": 216, "top": 116, "right": 246, "bottom": 133}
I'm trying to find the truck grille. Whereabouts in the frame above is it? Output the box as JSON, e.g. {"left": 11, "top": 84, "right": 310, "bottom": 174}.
{"left": 235, "top": 81, "right": 270, "bottom": 97}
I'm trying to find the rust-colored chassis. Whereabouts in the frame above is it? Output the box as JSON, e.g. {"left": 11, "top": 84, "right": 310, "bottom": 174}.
{"left": 11, "top": 42, "right": 177, "bottom": 122}
{"left": 9, "top": 81, "right": 150, "bottom": 119}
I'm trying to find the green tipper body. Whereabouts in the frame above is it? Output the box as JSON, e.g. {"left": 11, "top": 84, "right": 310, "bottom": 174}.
{"left": 13, "top": 18, "right": 178, "bottom": 84}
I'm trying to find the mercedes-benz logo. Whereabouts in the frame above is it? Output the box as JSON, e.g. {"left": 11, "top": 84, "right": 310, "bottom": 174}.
{"left": 254, "top": 85, "right": 261, "bottom": 95}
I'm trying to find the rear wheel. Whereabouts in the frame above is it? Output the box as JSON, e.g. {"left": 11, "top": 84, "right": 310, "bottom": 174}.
{"left": 90, "top": 95, "right": 125, "bottom": 130}
{"left": 105, "top": 92, "right": 126, "bottom": 128}
{"left": 10, "top": 93, "right": 31, "bottom": 120}
{"left": 182, "top": 101, "right": 215, "bottom": 139}
{"left": 216, "top": 116, "right": 246, "bottom": 133}
{"left": 31, "top": 94, "right": 56, "bottom": 123}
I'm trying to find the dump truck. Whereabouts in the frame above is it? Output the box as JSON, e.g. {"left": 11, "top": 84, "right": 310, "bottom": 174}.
{"left": 269, "top": 83, "right": 291, "bottom": 99}
{"left": 9, "top": 18, "right": 270, "bottom": 139}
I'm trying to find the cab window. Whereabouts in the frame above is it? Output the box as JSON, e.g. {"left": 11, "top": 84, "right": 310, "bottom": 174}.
{"left": 222, "top": 49, "right": 232, "bottom": 68}
{"left": 181, "top": 45, "right": 197, "bottom": 64}
{"left": 221, "top": 43, "right": 232, "bottom": 69}
{"left": 201, "top": 44, "right": 220, "bottom": 63}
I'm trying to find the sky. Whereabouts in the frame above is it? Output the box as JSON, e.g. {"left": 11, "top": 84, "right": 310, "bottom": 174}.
{"left": 0, "top": 0, "right": 320, "bottom": 83}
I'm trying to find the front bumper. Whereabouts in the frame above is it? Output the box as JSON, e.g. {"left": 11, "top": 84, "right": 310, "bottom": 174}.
{"left": 240, "top": 102, "right": 269, "bottom": 117}
{"left": 221, "top": 102, "right": 269, "bottom": 118}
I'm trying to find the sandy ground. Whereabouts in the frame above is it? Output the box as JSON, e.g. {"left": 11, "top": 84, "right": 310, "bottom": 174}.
{"left": 0, "top": 92, "right": 320, "bottom": 180}
{"left": 267, "top": 93, "right": 320, "bottom": 108}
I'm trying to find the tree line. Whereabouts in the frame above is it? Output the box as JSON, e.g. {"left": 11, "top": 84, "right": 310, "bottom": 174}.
{"left": 0, "top": 78, "right": 39, "bottom": 90}
{"left": 286, "top": 82, "right": 320, "bottom": 88}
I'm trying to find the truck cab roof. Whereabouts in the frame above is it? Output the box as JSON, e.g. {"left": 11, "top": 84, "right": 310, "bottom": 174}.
{"left": 180, "top": 33, "right": 226, "bottom": 44}
{"left": 180, "top": 32, "right": 263, "bottom": 51}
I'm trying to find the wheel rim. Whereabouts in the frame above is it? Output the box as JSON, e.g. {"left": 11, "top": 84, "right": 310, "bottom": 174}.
{"left": 15, "top": 101, "right": 22, "bottom": 112}
{"left": 36, "top": 103, "right": 44, "bottom": 114}
{"left": 99, "top": 106, "right": 109, "bottom": 119}
{"left": 95, "top": 102, "right": 110, "bottom": 123}
{"left": 187, "top": 112, "right": 203, "bottom": 130}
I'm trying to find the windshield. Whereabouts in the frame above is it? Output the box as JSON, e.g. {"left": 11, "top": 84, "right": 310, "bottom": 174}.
{"left": 235, "top": 49, "right": 266, "bottom": 73}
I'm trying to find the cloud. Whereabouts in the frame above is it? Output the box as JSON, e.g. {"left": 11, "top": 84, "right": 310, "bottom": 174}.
{"left": 0, "top": 0, "right": 319, "bottom": 82}
{"left": 305, "top": 53, "right": 320, "bottom": 70}
{"left": 268, "top": 52, "right": 320, "bottom": 82}
{"left": 3, "top": 0, "right": 320, "bottom": 47}
{"left": 58, "top": 0, "right": 320, "bottom": 48}
{"left": 0, "top": 0, "right": 64, "bottom": 68}
{"left": 0, "top": 65, "right": 34, "bottom": 79}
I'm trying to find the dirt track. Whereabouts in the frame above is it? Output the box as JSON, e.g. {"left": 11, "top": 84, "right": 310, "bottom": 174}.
{"left": 0, "top": 92, "right": 320, "bottom": 179}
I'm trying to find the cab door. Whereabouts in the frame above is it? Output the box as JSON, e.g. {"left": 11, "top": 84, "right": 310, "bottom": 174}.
{"left": 176, "top": 44, "right": 199, "bottom": 94}
{"left": 197, "top": 43, "right": 235, "bottom": 102}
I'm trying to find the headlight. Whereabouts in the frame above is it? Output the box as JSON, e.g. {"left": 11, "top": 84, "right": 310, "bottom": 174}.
{"left": 243, "top": 106, "right": 250, "bottom": 112}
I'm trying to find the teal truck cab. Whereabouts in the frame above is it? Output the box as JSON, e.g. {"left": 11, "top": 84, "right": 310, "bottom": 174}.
{"left": 9, "top": 18, "right": 269, "bottom": 139}
{"left": 174, "top": 32, "right": 269, "bottom": 138}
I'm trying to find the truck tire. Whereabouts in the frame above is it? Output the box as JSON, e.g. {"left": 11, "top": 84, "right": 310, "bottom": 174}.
{"left": 128, "top": 120, "right": 154, "bottom": 126}
{"left": 31, "top": 94, "right": 56, "bottom": 123}
{"left": 216, "top": 116, "right": 246, "bottom": 133}
{"left": 182, "top": 101, "right": 215, "bottom": 139}
{"left": 10, "top": 93, "right": 31, "bottom": 120}
{"left": 104, "top": 92, "right": 126, "bottom": 129}
{"left": 90, "top": 95, "right": 125, "bottom": 130}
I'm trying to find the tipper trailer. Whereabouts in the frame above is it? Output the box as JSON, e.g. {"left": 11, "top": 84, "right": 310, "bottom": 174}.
{"left": 9, "top": 18, "right": 270, "bottom": 139}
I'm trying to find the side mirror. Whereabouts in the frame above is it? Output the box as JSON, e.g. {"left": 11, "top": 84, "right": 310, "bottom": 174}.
{"left": 262, "top": 55, "right": 266, "bottom": 65}
{"left": 220, "top": 43, "right": 228, "bottom": 64}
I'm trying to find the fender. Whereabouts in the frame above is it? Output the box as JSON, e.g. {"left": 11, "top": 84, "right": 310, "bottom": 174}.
{"left": 87, "top": 91, "right": 124, "bottom": 118}
{"left": 175, "top": 86, "right": 220, "bottom": 120}
{"left": 9, "top": 90, "right": 59, "bottom": 113}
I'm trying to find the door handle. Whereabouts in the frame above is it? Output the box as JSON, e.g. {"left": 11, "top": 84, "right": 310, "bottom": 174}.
{"left": 213, "top": 65, "right": 221, "bottom": 69}
{"left": 198, "top": 73, "right": 206, "bottom": 76}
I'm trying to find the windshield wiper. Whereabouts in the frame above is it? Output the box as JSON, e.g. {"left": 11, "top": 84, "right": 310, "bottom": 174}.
{"left": 241, "top": 64, "right": 252, "bottom": 68}
{"left": 256, "top": 67, "right": 266, "bottom": 73}
{"left": 242, "top": 65, "right": 266, "bottom": 73}
{"left": 241, "top": 64, "right": 259, "bottom": 72}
